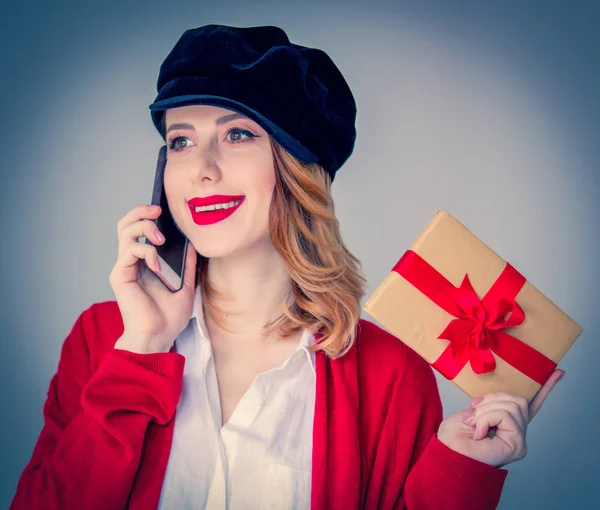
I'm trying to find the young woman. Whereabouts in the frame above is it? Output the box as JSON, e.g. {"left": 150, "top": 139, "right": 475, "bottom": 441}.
{"left": 11, "top": 24, "right": 563, "bottom": 510}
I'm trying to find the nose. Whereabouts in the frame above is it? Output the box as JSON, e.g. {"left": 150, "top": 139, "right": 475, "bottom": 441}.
{"left": 189, "top": 137, "right": 222, "bottom": 184}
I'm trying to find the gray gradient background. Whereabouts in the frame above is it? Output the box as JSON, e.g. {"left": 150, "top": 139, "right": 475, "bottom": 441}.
{"left": 1, "top": 0, "right": 598, "bottom": 508}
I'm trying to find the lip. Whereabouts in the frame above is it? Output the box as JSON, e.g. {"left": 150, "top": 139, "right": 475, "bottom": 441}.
{"left": 187, "top": 195, "right": 245, "bottom": 226}
{"left": 188, "top": 195, "right": 246, "bottom": 207}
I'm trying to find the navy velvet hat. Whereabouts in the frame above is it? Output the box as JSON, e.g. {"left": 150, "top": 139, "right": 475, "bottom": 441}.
{"left": 148, "top": 24, "right": 356, "bottom": 182}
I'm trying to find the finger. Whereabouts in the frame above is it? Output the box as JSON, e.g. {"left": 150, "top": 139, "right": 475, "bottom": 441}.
{"left": 467, "top": 400, "right": 528, "bottom": 430}
{"left": 472, "top": 408, "right": 523, "bottom": 442}
{"left": 119, "top": 219, "right": 165, "bottom": 255}
{"left": 117, "top": 242, "right": 160, "bottom": 274}
{"left": 461, "top": 407, "right": 479, "bottom": 427}
{"left": 117, "top": 204, "right": 161, "bottom": 235}
{"left": 473, "top": 409, "right": 528, "bottom": 462}
{"left": 471, "top": 392, "right": 529, "bottom": 424}
{"left": 529, "top": 369, "right": 565, "bottom": 422}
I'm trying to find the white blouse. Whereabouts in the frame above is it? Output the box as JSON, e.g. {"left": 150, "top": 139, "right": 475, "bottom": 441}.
{"left": 158, "top": 285, "right": 316, "bottom": 510}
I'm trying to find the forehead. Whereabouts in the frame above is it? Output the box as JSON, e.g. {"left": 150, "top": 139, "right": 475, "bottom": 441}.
{"left": 165, "top": 104, "right": 248, "bottom": 124}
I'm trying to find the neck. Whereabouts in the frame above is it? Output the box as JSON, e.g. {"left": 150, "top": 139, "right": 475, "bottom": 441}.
{"left": 203, "top": 240, "right": 292, "bottom": 341}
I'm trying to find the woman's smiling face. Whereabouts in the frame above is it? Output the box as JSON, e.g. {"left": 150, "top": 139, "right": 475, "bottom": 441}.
{"left": 163, "top": 105, "right": 276, "bottom": 259}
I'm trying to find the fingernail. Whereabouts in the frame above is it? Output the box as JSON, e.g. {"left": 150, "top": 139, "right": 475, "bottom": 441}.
{"left": 463, "top": 413, "right": 475, "bottom": 425}
{"left": 156, "top": 230, "right": 165, "bottom": 242}
{"left": 557, "top": 371, "right": 565, "bottom": 382}
{"left": 471, "top": 396, "right": 484, "bottom": 406}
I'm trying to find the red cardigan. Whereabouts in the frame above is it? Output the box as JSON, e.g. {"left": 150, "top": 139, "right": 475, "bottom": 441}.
{"left": 11, "top": 301, "right": 507, "bottom": 509}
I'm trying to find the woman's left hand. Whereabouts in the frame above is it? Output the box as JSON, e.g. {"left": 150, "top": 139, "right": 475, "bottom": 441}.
{"left": 437, "top": 369, "right": 565, "bottom": 468}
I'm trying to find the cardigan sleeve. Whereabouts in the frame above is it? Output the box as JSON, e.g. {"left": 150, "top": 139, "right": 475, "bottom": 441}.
{"left": 400, "top": 348, "right": 508, "bottom": 509}
{"left": 10, "top": 305, "right": 185, "bottom": 510}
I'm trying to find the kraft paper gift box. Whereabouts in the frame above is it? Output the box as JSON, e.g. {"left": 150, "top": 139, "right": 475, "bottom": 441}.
{"left": 363, "top": 210, "right": 583, "bottom": 402}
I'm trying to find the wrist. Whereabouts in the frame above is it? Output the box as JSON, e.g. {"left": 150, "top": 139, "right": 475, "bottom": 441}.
{"left": 114, "top": 333, "right": 168, "bottom": 354}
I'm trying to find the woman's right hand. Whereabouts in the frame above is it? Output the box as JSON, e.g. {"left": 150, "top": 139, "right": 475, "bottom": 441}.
{"left": 109, "top": 204, "right": 198, "bottom": 353}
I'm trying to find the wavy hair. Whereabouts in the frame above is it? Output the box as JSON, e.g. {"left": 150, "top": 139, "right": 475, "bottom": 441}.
{"left": 193, "top": 137, "right": 367, "bottom": 358}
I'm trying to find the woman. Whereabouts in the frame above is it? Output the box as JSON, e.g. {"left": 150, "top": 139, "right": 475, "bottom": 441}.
{"left": 11, "top": 24, "right": 563, "bottom": 510}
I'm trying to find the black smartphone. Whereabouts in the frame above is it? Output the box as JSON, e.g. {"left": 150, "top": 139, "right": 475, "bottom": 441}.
{"left": 144, "top": 145, "right": 189, "bottom": 292}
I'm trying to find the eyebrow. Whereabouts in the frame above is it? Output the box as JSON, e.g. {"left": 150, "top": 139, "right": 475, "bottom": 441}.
{"left": 166, "top": 113, "right": 248, "bottom": 133}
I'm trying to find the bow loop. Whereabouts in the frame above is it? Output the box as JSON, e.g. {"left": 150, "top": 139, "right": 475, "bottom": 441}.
{"left": 439, "top": 273, "right": 504, "bottom": 374}
{"left": 486, "top": 297, "right": 525, "bottom": 330}
{"left": 453, "top": 274, "right": 488, "bottom": 324}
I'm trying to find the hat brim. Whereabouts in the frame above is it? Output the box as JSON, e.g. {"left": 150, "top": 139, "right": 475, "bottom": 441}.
{"left": 149, "top": 94, "right": 319, "bottom": 165}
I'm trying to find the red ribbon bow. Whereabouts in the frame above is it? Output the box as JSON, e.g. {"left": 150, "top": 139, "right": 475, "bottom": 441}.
{"left": 393, "top": 250, "right": 556, "bottom": 385}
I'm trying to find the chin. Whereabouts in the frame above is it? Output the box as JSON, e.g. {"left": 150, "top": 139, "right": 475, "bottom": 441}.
{"left": 188, "top": 232, "right": 250, "bottom": 258}
{"left": 191, "top": 243, "right": 237, "bottom": 260}
{"left": 189, "top": 232, "right": 272, "bottom": 261}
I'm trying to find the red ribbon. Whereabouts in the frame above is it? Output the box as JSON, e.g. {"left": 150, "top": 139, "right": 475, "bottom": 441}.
{"left": 392, "top": 250, "right": 556, "bottom": 385}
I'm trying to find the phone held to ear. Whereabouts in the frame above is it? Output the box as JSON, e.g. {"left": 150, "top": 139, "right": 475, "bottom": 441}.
{"left": 144, "top": 145, "right": 189, "bottom": 292}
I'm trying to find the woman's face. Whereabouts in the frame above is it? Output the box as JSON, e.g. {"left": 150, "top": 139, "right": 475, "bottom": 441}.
{"left": 163, "top": 105, "right": 276, "bottom": 259}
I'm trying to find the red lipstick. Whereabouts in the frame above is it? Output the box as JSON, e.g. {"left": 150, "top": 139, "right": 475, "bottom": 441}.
{"left": 187, "top": 195, "right": 245, "bottom": 226}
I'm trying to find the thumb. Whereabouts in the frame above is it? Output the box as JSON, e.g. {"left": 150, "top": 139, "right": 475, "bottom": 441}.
{"left": 182, "top": 241, "right": 198, "bottom": 292}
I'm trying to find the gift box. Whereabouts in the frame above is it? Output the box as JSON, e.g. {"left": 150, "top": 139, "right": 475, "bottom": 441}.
{"left": 363, "top": 210, "right": 583, "bottom": 402}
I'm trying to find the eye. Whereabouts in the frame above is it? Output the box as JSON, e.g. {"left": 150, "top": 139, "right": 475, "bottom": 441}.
{"left": 226, "top": 128, "right": 258, "bottom": 143}
{"left": 166, "top": 128, "right": 258, "bottom": 152}
{"left": 167, "top": 135, "right": 193, "bottom": 152}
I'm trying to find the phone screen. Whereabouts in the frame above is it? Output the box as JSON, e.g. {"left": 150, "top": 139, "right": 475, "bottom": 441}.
{"left": 145, "top": 145, "right": 189, "bottom": 291}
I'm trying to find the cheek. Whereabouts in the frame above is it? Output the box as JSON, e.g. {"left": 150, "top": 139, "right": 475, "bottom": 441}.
{"left": 162, "top": 166, "right": 185, "bottom": 215}
{"left": 163, "top": 164, "right": 175, "bottom": 193}
{"left": 257, "top": 173, "right": 276, "bottom": 198}
{"left": 163, "top": 163, "right": 187, "bottom": 195}
{"left": 252, "top": 154, "right": 276, "bottom": 197}
{"left": 231, "top": 149, "right": 276, "bottom": 200}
